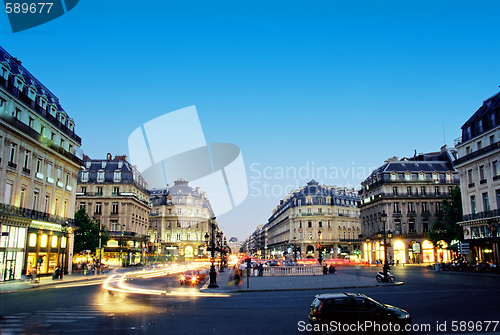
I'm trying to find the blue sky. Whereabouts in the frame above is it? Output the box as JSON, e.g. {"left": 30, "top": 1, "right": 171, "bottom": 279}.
{"left": 2, "top": 0, "right": 500, "bottom": 240}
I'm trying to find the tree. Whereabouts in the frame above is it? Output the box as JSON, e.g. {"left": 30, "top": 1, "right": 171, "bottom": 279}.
{"left": 429, "top": 185, "right": 464, "bottom": 247}
{"left": 73, "top": 208, "right": 109, "bottom": 253}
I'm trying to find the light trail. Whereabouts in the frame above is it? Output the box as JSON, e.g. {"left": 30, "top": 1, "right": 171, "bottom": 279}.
{"left": 102, "top": 271, "right": 230, "bottom": 297}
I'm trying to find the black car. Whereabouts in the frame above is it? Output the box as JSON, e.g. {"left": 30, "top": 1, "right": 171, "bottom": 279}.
{"left": 308, "top": 292, "right": 411, "bottom": 333}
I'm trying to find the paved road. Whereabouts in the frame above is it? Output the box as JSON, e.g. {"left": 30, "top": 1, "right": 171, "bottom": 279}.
{"left": 1, "top": 265, "right": 499, "bottom": 335}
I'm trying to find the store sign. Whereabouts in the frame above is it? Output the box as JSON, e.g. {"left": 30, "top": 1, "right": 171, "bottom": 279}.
{"left": 412, "top": 242, "right": 421, "bottom": 254}
{"left": 107, "top": 240, "right": 119, "bottom": 247}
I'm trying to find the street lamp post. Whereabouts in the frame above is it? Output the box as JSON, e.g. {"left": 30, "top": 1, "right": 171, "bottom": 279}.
{"left": 218, "top": 232, "right": 224, "bottom": 272}
{"left": 204, "top": 218, "right": 220, "bottom": 288}
{"left": 380, "top": 211, "right": 390, "bottom": 277}
{"left": 317, "top": 230, "right": 323, "bottom": 265}
{"left": 293, "top": 237, "right": 297, "bottom": 262}
{"left": 218, "top": 236, "right": 227, "bottom": 272}
{"left": 61, "top": 222, "right": 69, "bottom": 279}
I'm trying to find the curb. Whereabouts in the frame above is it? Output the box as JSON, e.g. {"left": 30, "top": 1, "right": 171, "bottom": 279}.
{"left": 0, "top": 275, "right": 108, "bottom": 294}
{"left": 200, "top": 280, "right": 404, "bottom": 294}
{"left": 234, "top": 281, "right": 404, "bottom": 293}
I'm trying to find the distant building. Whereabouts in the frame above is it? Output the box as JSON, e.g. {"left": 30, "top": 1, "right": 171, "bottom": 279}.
{"left": 265, "top": 180, "right": 361, "bottom": 260}
{"left": 359, "top": 146, "right": 459, "bottom": 265}
{"left": 227, "top": 236, "right": 242, "bottom": 254}
{"left": 149, "top": 179, "right": 219, "bottom": 262}
{"left": 0, "top": 46, "right": 82, "bottom": 281}
{"left": 454, "top": 90, "right": 500, "bottom": 265}
{"left": 76, "top": 154, "right": 150, "bottom": 266}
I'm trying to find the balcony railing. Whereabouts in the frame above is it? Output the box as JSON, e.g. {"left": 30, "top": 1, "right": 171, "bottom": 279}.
{"left": 462, "top": 209, "right": 500, "bottom": 222}
{"left": 0, "top": 76, "right": 82, "bottom": 145}
{"left": 0, "top": 203, "right": 75, "bottom": 226}
{"left": 0, "top": 113, "right": 83, "bottom": 166}
{"left": 454, "top": 141, "right": 500, "bottom": 166}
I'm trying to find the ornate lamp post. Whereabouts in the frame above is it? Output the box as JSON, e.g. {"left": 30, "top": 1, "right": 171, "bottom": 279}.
{"left": 293, "top": 236, "right": 297, "bottom": 262}
{"left": 204, "top": 218, "right": 220, "bottom": 288}
{"left": 380, "top": 211, "right": 390, "bottom": 277}
{"left": 317, "top": 230, "right": 323, "bottom": 264}
{"left": 61, "top": 222, "right": 69, "bottom": 279}
{"left": 218, "top": 235, "right": 227, "bottom": 272}
{"left": 98, "top": 225, "right": 105, "bottom": 273}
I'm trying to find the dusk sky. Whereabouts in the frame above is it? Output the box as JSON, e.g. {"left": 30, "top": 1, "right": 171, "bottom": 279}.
{"left": 2, "top": 0, "right": 500, "bottom": 240}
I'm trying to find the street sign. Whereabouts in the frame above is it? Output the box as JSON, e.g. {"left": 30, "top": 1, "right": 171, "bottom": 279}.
{"left": 459, "top": 242, "right": 470, "bottom": 255}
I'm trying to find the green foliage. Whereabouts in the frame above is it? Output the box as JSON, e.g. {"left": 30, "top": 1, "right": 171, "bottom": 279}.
{"left": 429, "top": 185, "right": 464, "bottom": 247}
{"left": 73, "top": 208, "right": 110, "bottom": 253}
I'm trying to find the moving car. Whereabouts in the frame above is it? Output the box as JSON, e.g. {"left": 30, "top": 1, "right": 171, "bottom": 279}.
{"left": 308, "top": 292, "right": 411, "bottom": 333}
{"left": 180, "top": 269, "right": 206, "bottom": 285}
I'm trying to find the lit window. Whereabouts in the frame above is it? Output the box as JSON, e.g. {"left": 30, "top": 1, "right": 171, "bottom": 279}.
{"left": 51, "top": 236, "right": 58, "bottom": 248}
{"left": 29, "top": 233, "right": 37, "bottom": 247}
{"left": 61, "top": 236, "right": 67, "bottom": 248}
{"left": 41, "top": 234, "right": 48, "bottom": 247}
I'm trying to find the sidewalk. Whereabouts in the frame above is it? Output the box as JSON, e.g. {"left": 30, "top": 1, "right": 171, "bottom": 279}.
{"left": 200, "top": 267, "right": 403, "bottom": 294}
{"left": 0, "top": 269, "right": 114, "bottom": 294}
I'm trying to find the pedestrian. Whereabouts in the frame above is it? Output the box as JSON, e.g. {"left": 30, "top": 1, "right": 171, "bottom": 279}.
{"left": 258, "top": 263, "right": 264, "bottom": 276}
{"left": 234, "top": 266, "right": 241, "bottom": 286}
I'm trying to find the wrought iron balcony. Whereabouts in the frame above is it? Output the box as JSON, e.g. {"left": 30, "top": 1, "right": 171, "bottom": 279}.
{"left": 0, "top": 203, "right": 75, "bottom": 226}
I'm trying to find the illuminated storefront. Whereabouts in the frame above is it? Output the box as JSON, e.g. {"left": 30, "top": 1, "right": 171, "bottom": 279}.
{"left": 26, "top": 221, "right": 70, "bottom": 277}
{"left": 409, "top": 241, "right": 421, "bottom": 264}
{"left": 436, "top": 241, "right": 451, "bottom": 262}
{"left": 422, "top": 240, "right": 435, "bottom": 263}
{"left": 393, "top": 240, "right": 405, "bottom": 264}
{"left": 0, "top": 225, "right": 26, "bottom": 281}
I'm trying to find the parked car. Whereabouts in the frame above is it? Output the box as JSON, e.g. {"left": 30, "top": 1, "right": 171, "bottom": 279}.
{"left": 266, "top": 260, "right": 280, "bottom": 267}
{"left": 308, "top": 292, "right": 411, "bottom": 332}
{"left": 282, "top": 260, "right": 298, "bottom": 266}
{"left": 180, "top": 269, "right": 206, "bottom": 285}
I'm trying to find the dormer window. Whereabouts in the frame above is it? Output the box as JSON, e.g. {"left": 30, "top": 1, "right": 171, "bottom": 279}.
{"left": 28, "top": 89, "right": 36, "bottom": 100}
{"left": 101, "top": 161, "right": 106, "bottom": 169}
{"left": 86, "top": 161, "right": 91, "bottom": 169}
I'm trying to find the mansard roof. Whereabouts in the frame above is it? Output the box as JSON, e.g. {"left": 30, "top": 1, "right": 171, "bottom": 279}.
{"left": 268, "top": 180, "right": 360, "bottom": 222}
{"left": 149, "top": 179, "right": 214, "bottom": 213}
{"left": 78, "top": 157, "right": 149, "bottom": 193}
{"left": 0, "top": 46, "right": 67, "bottom": 114}
{"left": 463, "top": 91, "right": 500, "bottom": 129}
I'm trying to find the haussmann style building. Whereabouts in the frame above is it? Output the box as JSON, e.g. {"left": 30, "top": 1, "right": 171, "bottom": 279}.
{"left": 454, "top": 90, "right": 500, "bottom": 265}
{"left": 359, "top": 146, "right": 459, "bottom": 265}
{"left": 0, "top": 46, "right": 83, "bottom": 281}
{"left": 149, "top": 178, "right": 219, "bottom": 262}
{"left": 265, "top": 180, "right": 361, "bottom": 261}
{"left": 76, "top": 154, "right": 151, "bottom": 266}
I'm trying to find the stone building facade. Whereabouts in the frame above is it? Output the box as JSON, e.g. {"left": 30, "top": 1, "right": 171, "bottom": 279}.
{"left": 454, "top": 90, "right": 500, "bottom": 265}
{"left": 149, "top": 179, "right": 219, "bottom": 262}
{"left": 76, "top": 154, "right": 150, "bottom": 266}
{"left": 0, "top": 46, "right": 82, "bottom": 280}
{"left": 265, "top": 180, "right": 361, "bottom": 260}
{"left": 359, "top": 146, "right": 459, "bottom": 265}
